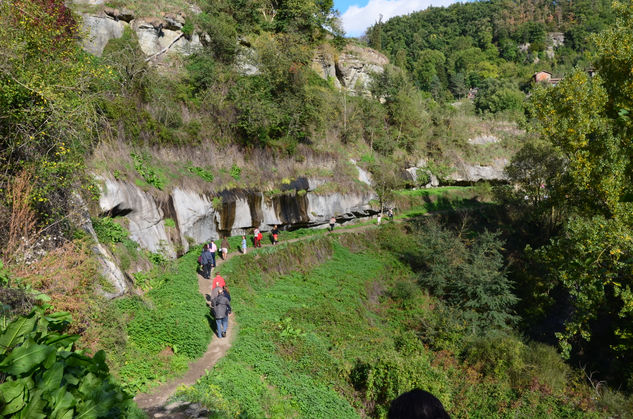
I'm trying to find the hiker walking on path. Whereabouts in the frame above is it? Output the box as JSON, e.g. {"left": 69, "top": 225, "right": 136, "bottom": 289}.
{"left": 210, "top": 273, "right": 226, "bottom": 304}
{"left": 329, "top": 216, "right": 336, "bottom": 232}
{"left": 388, "top": 208, "right": 394, "bottom": 222}
{"left": 209, "top": 240, "right": 218, "bottom": 268}
{"left": 200, "top": 244, "right": 213, "bottom": 279}
{"left": 241, "top": 235, "right": 247, "bottom": 254}
{"left": 221, "top": 237, "right": 230, "bottom": 260}
{"left": 253, "top": 227, "right": 262, "bottom": 248}
{"left": 212, "top": 288, "right": 231, "bottom": 338}
{"left": 271, "top": 225, "right": 279, "bottom": 245}
{"left": 377, "top": 213, "right": 382, "bottom": 225}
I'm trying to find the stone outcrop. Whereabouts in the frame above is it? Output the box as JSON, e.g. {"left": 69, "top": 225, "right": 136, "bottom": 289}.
{"left": 449, "top": 158, "right": 508, "bottom": 182}
{"left": 235, "top": 42, "right": 260, "bottom": 76}
{"left": 312, "top": 44, "right": 388, "bottom": 95}
{"left": 336, "top": 45, "right": 388, "bottom": 93}
{"left": 405, "top": 156, "right": 507, "bottom": 186}
{"left": 69, "top": 193, "right": 128, "bottom": 298}
{"left": 81, "top": 14, "right": 127, "bottom": 56}
{"left": 79, "top": 11, "right": 203, "bottom": 58}
{"left": 98, "top": 177, "right": 177, "bottom": 258}
{"left": 96, "top": 177, "right": 378, "bottom": 257}
{"left": 132, "top": 18, "right": 203, "bottom": 57}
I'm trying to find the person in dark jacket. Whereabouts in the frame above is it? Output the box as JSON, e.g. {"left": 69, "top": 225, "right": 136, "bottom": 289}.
{"left": 388, "top": 389, "right": 450, "bottom": 419}
{"left": 200, "top": 244, "right": 213, "bottom": 279}
{"left": 212, "top": 288, "right": 231, "bottom": 338}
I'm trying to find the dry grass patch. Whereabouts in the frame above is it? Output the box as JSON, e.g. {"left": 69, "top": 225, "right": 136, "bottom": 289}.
{"left": 10, "top": 239, "right": 99, "bottom": 335}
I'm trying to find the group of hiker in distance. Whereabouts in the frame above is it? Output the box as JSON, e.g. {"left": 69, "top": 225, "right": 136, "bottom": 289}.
{"left": 198, "top": 209, "right": 395, "bottom": 339}
{"left": 197, "top": 224, "right": 281, "bottom": 338}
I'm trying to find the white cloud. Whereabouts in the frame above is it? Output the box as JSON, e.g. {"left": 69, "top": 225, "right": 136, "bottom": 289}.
{"left": 341, "top": 0, "right": 458, "bottom": 37}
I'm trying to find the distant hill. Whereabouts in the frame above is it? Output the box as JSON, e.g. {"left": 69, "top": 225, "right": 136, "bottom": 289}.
{"left": 366, "top": 0, "right": 614, "bottom": 100}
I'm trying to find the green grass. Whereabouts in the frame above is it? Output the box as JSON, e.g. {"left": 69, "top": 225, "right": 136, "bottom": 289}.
{"left": 95, "top": 248, "right": 212, "bottom": 393}
{"left": 395, "top": 186, "right": 472, "bottom": 197}
{"left": 176, "top": 232, "right": 598, "bottom": 418}
{"left": 91, "top": 211, "right": 601, "bottom": 416}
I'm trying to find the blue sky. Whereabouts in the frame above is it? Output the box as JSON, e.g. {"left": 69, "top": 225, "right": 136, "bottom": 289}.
{"left": 335, "top": 0, "right": 460, "bottom": 37}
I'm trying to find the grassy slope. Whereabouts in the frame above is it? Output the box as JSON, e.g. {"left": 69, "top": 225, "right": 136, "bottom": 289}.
{"left": 93, "top": 248, "right": 212, "bottom": 393}
{"left": 176, "top": 232, "right": 597, "bottom": 418}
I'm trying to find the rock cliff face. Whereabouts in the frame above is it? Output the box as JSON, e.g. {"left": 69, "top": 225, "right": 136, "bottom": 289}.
{"left": 405, "top": 154, "right": 508, "bottom": 187}
{"left": 311, "top": 44, "right": 389, "bottom": 94}
{"left": 97, "top": 177, "right": 377, "bottom": 257}
{"left": 79, "top": 11, "right": 204, "bottom": 58}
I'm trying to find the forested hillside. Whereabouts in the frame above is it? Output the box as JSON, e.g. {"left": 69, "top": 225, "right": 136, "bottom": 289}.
{"left": 366, "top": 0, "right": 614, "bottom": 105}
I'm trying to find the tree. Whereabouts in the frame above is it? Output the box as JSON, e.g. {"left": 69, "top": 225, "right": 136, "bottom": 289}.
{"left": 417, "top": 221, "right": 518, "bottom": 332}
{"left": 527, "top": 1, "right": 633, "bottom": 384}
{"left": 474, "top": 78, "right": 524, "bottom": 114}
{"left": 0, "top": 0, "right": 106, "bottom": 249}
{"left": 369, "top": 158, "right": 403, "bottom": 214}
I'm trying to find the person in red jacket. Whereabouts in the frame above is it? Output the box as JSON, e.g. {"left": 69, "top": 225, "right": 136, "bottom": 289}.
{"left": 210, "top": 273, "right": 226, "bottom": 300}
{"left": 253, "top": 227, "right": 261, "bottom": 248}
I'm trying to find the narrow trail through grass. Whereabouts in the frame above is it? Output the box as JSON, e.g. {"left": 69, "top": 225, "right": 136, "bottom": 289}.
{"left": 132, "top": 222, "right": 379, "bottom": 416}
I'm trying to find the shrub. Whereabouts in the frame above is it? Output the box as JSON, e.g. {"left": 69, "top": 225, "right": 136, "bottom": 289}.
{"left": 186, "top": 164, "right": 215, "bottom": 182}
{"left": 0, "top": 308, "right": 135, "bottom": 417}
{"left": 130, "top": 152, "right": 166, "bottom": 190}
{"left": 93, "top": 217, "right": 128, "bottom": 244}
{"left": 462, "top": 332, "right": 527, "bottom": 385}
{"left": 230, "top": 164, "right": 242, "bottom": 180}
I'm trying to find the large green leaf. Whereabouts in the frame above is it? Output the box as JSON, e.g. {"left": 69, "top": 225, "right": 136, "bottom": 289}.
{"left": 17, "top": 389, "right": 46, "bottom": 419}
{"left": 0, "top": 313, "right": 37, "bottom": 355}
{"left": 49, "top": 386, "right": 76, "bottom": 419}
{"left": 0, "top": 379, "right": 26, "bottom": 415}
{"left": 0, "top": 338, "right": 55, "bottom": 375}
{"left": 74, "top": 399, "right": 98, "bottom": 419}
{"left": 43, "top": 333, "right": 79, "bottom": 350}
{"left": 39, "top": 361, "right": 64, "bottom": 393}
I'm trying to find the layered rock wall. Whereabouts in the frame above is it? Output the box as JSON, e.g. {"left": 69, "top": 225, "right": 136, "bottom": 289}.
{"left": 97, "top": 178, "right": 377, "bottom": 257}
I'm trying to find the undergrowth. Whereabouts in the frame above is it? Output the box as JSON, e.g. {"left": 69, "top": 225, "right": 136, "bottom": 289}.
{"left": 93, "top": 248, "right": 211, "bottom": 393}
{"left": 176, "top": 228, "right": 599, "bottom": 417}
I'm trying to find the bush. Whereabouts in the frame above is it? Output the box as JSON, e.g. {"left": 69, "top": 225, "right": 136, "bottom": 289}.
{"left": 230, "top": 164, "right": 242, "bottom": 180}
{"left": 462, "top": 332, "right": 527, "bottom": 385}
{"left": 474, "top": 78, "right": 525, "bottom": 114}
{"left": 130, "top": 152, "right": 166, "bottom": 190}
{"left": 0, "top": 308, "right": 135, "bottom": 417}
{"left": 186, "top": 164, "right": 215, "bottom": 182}
{"left": 93, "top": 217, "right": 128, "bottom": 244}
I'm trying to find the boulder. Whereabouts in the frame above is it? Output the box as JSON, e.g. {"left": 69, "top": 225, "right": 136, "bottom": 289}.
{"left": 449, "top": 158, "right": 508, "bottom": 182}
{"left": 98, "top": 177, "right": 176, "bottom": 258}
{"left": 103, "top": 7, "right": 135, "bottom": 22}
{"left": 132, "top": 19, "right": 202, "bottom": 57}
{"left": 235, "top": 43, "right": 260, "bottom": 76}
{"left": 80, "top": 14, "right": 127, "bottom": 57}
{"left": 163, "top": 12, "right": 186, "bottom": 31}
{"left": 336, "top": 45, "right": 388, "bottom": 94}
